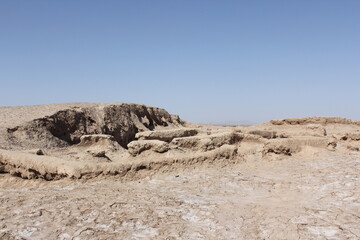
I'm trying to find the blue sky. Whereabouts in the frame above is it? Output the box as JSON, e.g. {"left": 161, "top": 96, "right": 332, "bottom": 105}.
{"left": 1, "top": 1, "right": 359, "bottom": 124}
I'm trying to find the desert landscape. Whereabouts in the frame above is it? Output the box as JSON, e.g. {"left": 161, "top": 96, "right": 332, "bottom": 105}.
{"left": 2, "top": 0, "right": 359, "bottom": 239}
{"left": 0, "top": 103, "right": 359, "bottom": 239}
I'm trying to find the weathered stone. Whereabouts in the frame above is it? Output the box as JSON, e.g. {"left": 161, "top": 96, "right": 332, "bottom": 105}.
{"left": 127, "top": 140, "right": 170, "bottom": 156}
{"left": 135, "top": 128, "right": 198, "bottom": 142}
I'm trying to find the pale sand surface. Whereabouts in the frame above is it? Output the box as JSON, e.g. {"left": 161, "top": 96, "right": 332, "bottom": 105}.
{"left": 1, "top": 151, "right": 359, "bottom": 240}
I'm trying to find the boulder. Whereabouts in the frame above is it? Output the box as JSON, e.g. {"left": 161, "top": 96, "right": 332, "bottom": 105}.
{"left": 135, "top": 128, "right": 198, "bottom": 142}
{"left": 248, "top": 130, "right": 277, "bottom": 139}
{"left": 171, "top": 132, "right": 243, "bottom": 151}
{"left": 127, "top": 140, "right": 170, "bottom": 156}
{"left": 305, "top": 124, "right": 327, "bottom": 137}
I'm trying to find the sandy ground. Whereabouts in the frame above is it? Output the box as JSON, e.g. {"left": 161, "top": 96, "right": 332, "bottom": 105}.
{"left": 1, "top": 103, "right": 360, "bottom": 239}
{"left": 1, "top": 151, "right": 359, "bottom": 240}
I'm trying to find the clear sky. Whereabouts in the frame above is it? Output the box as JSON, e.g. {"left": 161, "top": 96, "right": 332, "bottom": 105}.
{"left": 1, "top": 1, "right": 359, "bottom": 124}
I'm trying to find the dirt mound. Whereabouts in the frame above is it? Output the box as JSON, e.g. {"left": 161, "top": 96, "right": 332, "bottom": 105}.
{"left": 1, "top": 103, "right": 360, "bottom": 181}
{"left": 262, "top": 137, "right": 337, "bottom": 157}
{"left": 0, "top": 103, "right": 244, "bottom": 180}
{"left": 4, "top": 103, "right": 184, "bottom": 150}
{"left": 270, "top": 117, "right": 360, "bottom": 126}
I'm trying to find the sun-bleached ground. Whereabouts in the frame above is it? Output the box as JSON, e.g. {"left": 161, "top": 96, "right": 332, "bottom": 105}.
{"left": 1, "top": 150, "right": 359, "bottom": 240}
{"left": 1, "top": 103, "right": 360, "bottom": 239}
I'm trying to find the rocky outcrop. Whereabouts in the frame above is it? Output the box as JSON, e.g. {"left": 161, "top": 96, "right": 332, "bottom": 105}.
{"left": 171, "top": 132, "right": 243, "bottom": 151}
{"left": 2, "top": 103, "right": 359, "bottom": 181}
{"left": 127, "top": 140, "right": 170, "bottom": 156}
{"left": 262, "top": 137, "right": 337, "bottom": 157}
{"left": 135, "top": 128, "right": 198, "bottom": 142}
{"left": 339, "top": 133, "right": 360, "bottom": 141}
{"left": 346, "top": 144, "right": 360, "bottom": 151}
{"left": 79, "top": 134, "right": 120, "bottom": 147}
{"left": 5, "top": 103, "right": 184, "bottom": 150}
{"left": 247, "top": 130, "right": 277, "bottom": 139}
{"left": 270, "top": 117, "right": 360, "bottom": 126}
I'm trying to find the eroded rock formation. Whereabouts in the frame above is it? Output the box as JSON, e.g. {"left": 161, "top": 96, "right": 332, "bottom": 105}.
{"left": 1, "top": 105, "right": 359, "bottom": 180}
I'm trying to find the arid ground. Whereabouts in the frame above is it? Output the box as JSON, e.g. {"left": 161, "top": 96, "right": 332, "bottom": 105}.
{"left": 0, "top": 103, "right": 359, "bottom": 239}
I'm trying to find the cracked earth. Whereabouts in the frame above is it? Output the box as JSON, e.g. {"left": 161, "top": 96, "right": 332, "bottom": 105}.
{"left": 0, "top": 151, "right": 359, "bottom": 240}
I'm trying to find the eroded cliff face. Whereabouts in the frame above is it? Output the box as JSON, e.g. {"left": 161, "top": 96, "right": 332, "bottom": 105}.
{"left": 4, "top": 103, "right": 184, "bottom": 150}
{"left": 1, "top": 104, "right": 360, "bottom": 181}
